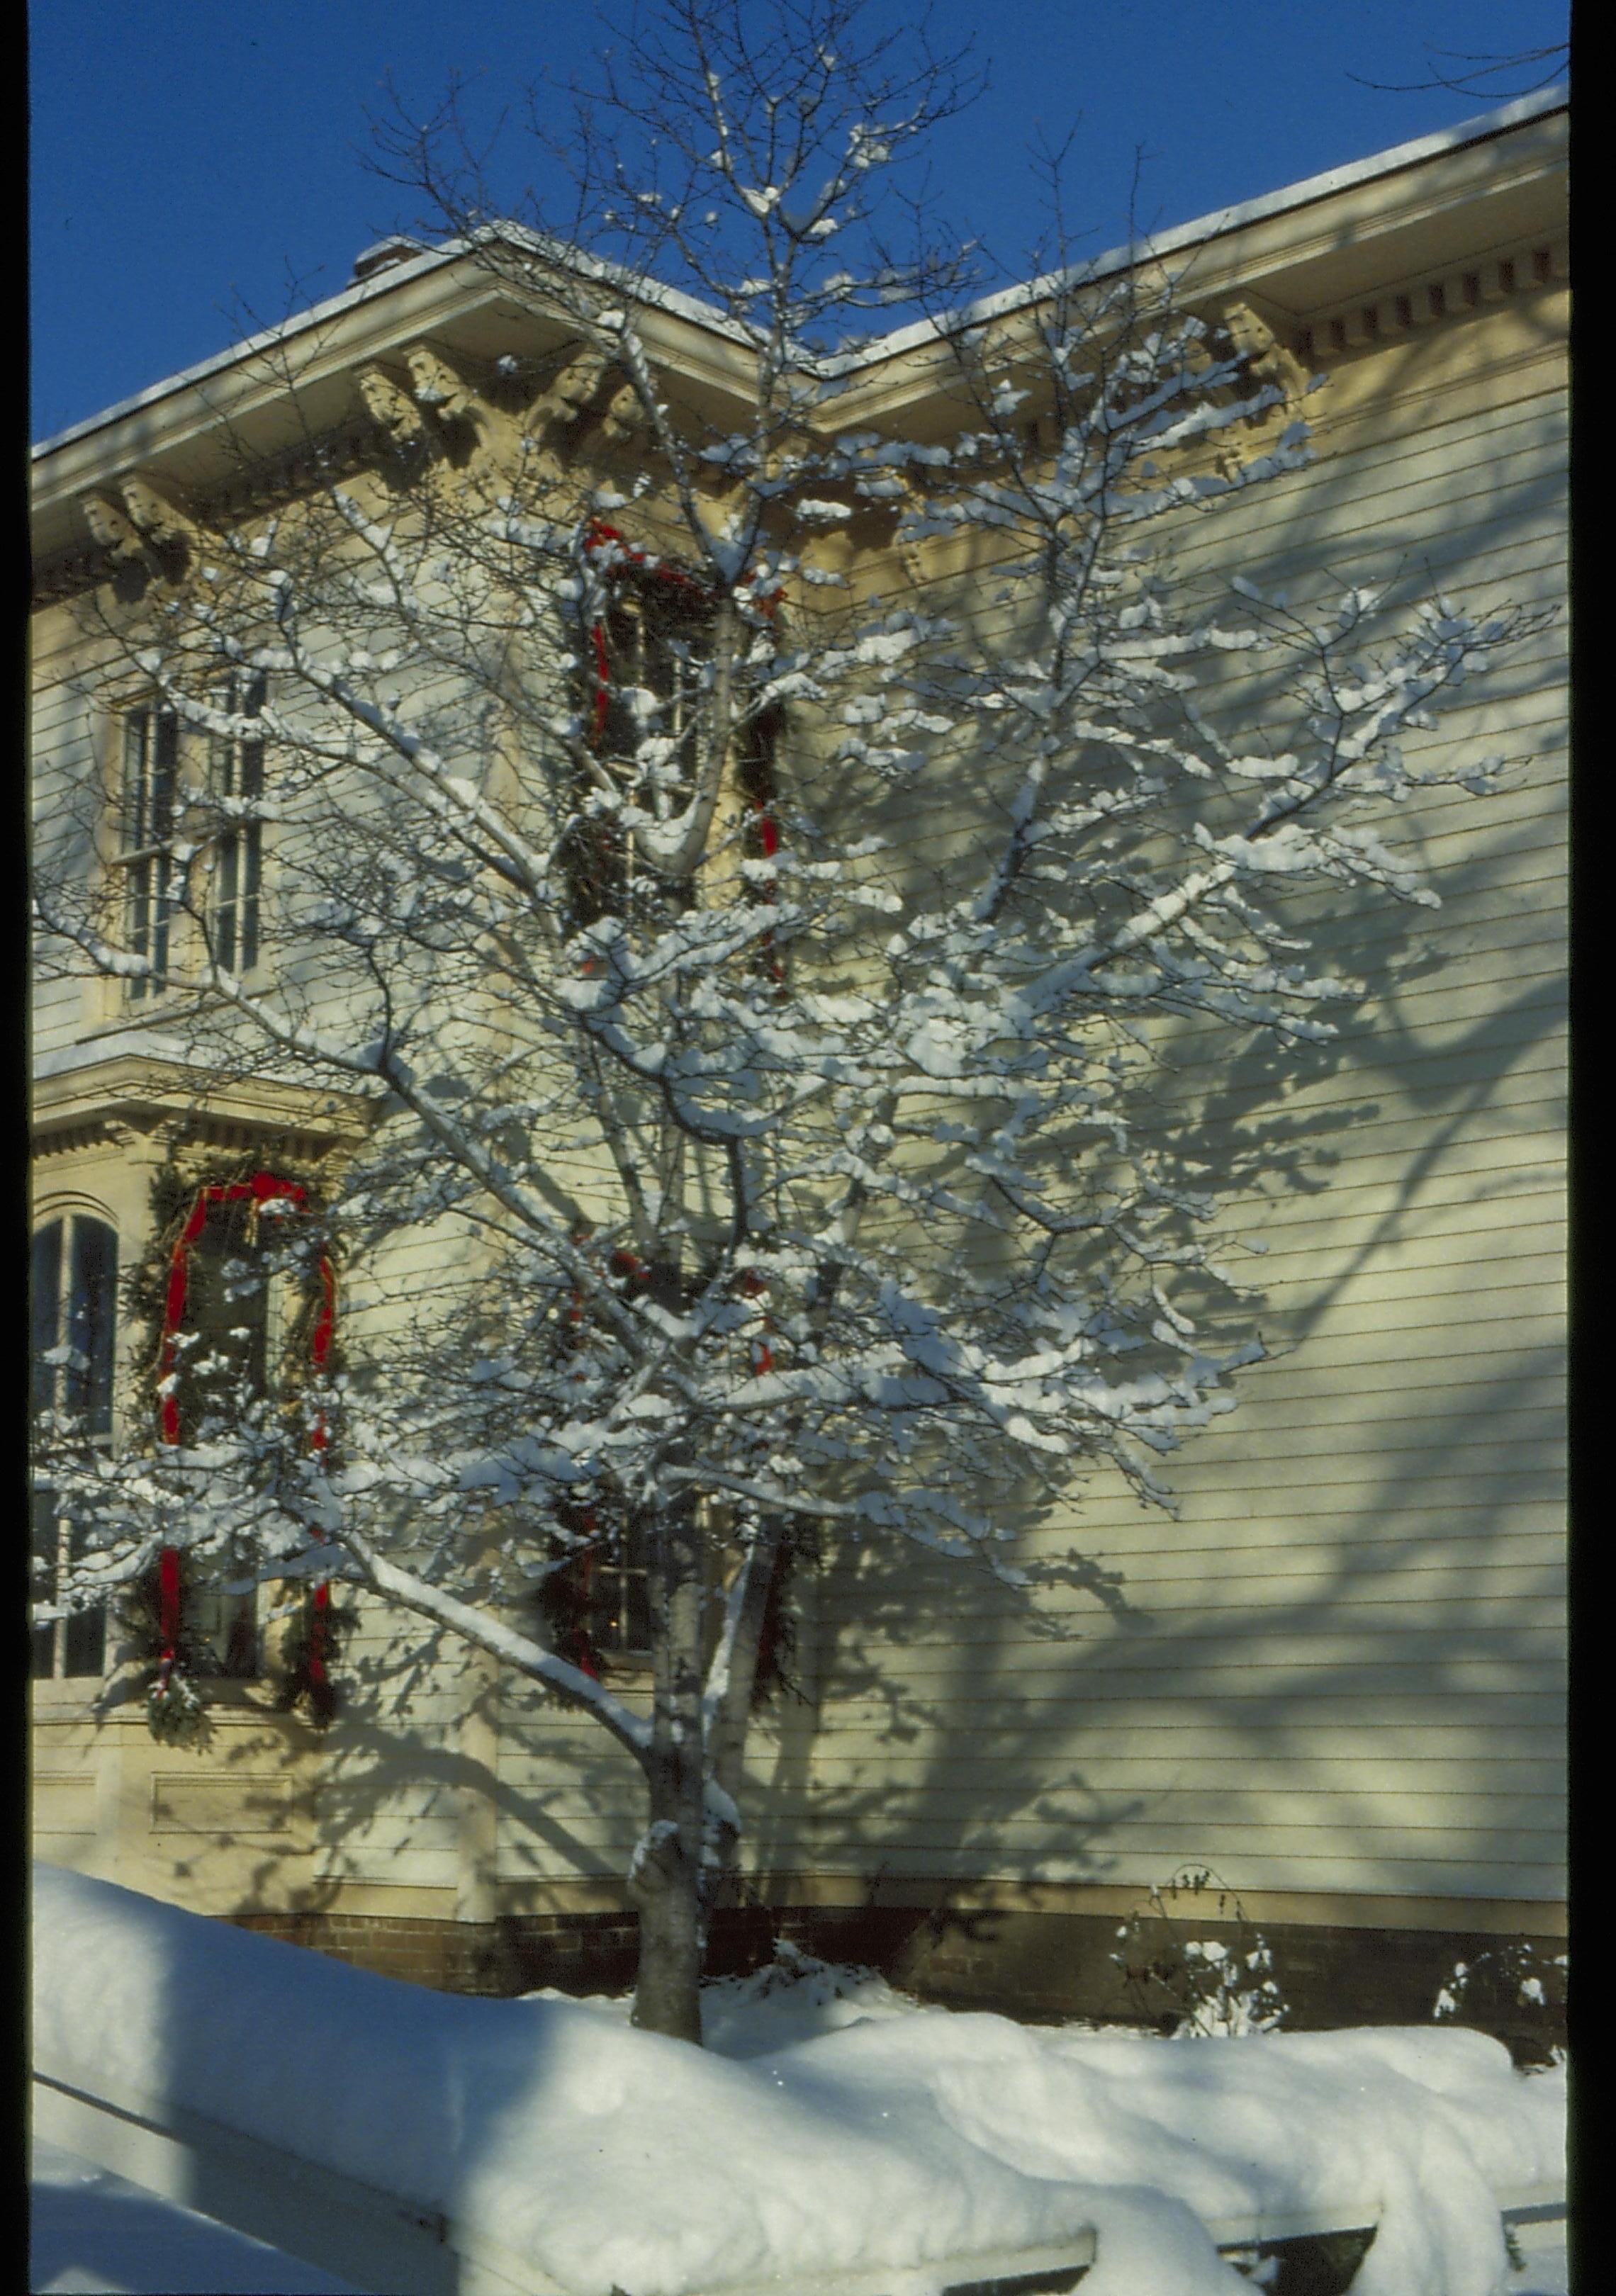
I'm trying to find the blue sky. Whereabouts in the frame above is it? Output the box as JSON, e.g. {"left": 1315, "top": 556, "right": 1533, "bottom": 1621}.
{"left": 30, "top": 0, "right": 1568, "bottom": 444}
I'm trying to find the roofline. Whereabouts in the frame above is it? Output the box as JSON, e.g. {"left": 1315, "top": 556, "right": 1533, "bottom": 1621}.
{"left": 32, "top": 82, "right": 1566, "bottom": 463}
{"left": 832, "top": 82, "right": 1569, "bottom": 371}
{"left": 28, "top": 223, "right": 755, "bottom": 468}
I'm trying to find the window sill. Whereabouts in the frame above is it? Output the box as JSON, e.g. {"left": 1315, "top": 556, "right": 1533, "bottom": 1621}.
{"left": 30, "top": 1675, "right": 284, "bottom": 1723}
{"left": 30, "top": 1677, "right": 114, "bottom": 1716}
{"left": 595, "top": 1653, "right": 654, "bottom": 1682}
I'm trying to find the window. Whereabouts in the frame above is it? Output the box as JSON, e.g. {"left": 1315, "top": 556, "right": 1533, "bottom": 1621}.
{"left": 569, "top": 559, "right": 715, "bottom": 928}
{"left": 116, "top": 675, "right": 267, "bottom": 993}
{"left": 542, "top": 1501, "right": 653, "bottom": 1672}
{"left": 30, "top": 1214, "right": 117, "bottom": 1679}
{"left": 120, "top": 703, "right": 180, "bottom": 996}
{"left": 208, "top": 672, "right": 266, "bottom": 973}
{"left": 584, "top": 1511, "right": 653, "bottom": 1660}
{"left": 595, "top": 586, "right": 708, "bottom": 777}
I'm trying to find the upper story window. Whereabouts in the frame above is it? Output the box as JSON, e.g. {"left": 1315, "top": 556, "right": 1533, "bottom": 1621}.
{"left": 208, "top": 672, "right": 266, "bottom": 974}
{"left": 570, "top": 556, "right": 714, "bottom": 928}
{"left": 595, "top": 584, "right": 709, "bottom": 776}
{"left": 120, "top": 703, "right": 179, "bottom": 998}
{"left": 116, "top": 674, "right": 267, "bottom": 995}
{"left": 30, "top": 1212, "right": 117, "bottom": 1679}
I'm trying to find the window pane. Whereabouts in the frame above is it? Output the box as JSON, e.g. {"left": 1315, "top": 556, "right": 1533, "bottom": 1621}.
{"left": 216, "top": 1592, "right": 259, "bottom": 1678}
{"left": 212, "top": 675, "right": 265, "bottom": 971}
{"left": 216, "top": 836, "right": 240, "bottom": 972}
{"left": 123, "top": 711, "right": 150, "bottom": 847}
{"left": 31, "top": 1220, "right": 63, "bottom": 1417}
{"left": 624, "top": 1558, "right": 653, "bottom": 1655}
{"left": 124, "top": 705, "right": 177, "bottom": 991}
{"left": 30, "top": 1483, "right": 61, "bottom": 1680}
{"left": 177, "top": 1196, "right": 269, "bottom": 1432}
{"left": 63, "top": 1598, "right": 106, "bottom": 1679}
{"left": 165, "top": 1191, "right": 281, "bottom": 1682}
{"left": 150, "top": 854, "right": 172, "bottom": 982}
{"left": 151, "top": 707, "right": 178, "bottom": 840}
{"left": 240, "top": 825, "right": 261, "bottom": 972}
{"left": 67, "top": 1217, "right": 118, "bottom": 1438}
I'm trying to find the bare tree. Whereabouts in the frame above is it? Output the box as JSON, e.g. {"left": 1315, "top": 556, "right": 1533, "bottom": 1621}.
{"left": 33, "top": 0, "right": 1533, "bottom": 2043}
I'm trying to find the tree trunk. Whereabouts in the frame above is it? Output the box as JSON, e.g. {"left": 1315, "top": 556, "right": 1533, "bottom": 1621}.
{"left": 629, "top": 1494, "right": 707, "bottom": 2042}
{"left": 700, "top": 1518, "right": 784, "bottom": 1924}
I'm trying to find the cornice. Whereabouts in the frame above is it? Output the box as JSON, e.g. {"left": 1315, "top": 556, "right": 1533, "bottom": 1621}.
{"left": 31, "top": 1047, "right": 374, "bottom": 1149}
{"left": 28, "top": 93, "right": 1567, "bottom": 588}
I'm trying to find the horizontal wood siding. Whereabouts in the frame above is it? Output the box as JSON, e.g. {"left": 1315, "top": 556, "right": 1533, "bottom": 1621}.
{"left": 804, "top": 290, "right": 1566, "bottom": 1913}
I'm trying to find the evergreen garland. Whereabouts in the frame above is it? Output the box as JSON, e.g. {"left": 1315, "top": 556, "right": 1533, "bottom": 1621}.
{"left": 116, "top": 1568, "right": 217, "bottom": 1748}
{"left": 750, "top": 1525, "right": 817, "bottom": 1708}
{"left": 125, "top": 1150, "right": 337, "bottom": 1405}
{"left": 532, "top": 1517, "right": 606, "bottom": 1679}
{"left": 273, "top": 1588, "right": 360, "bottom": 1728}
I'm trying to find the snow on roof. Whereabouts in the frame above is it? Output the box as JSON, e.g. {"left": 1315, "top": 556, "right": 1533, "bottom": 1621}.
{"left": 838, "top": 82, "right": 1569, "bottom": 372}
{"left": 32, "top": 85, "right": 1566, "bottom": 464}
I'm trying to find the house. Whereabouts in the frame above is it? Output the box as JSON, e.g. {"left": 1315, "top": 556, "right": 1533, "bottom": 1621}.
{"left": 30, "top": 90, "right": 1567, "bottom": 2037}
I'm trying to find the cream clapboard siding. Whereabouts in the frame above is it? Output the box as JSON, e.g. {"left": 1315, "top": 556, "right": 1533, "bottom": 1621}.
{"left": 30, "top": 607, "right": 113, "bottom": 1063}
{"left": 493, "top": 1694, "right": 820, "bottom": 1898}
{"left": 800, "top": 288, "right": 1566, "bottom": 1913}
{"left": 30, "top": 600, "right": 497, "bottom": 1906}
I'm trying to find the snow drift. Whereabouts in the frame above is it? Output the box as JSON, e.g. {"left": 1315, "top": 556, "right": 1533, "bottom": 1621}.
{"left": 32, "top": 1864, "right": 1562, "bottom": 2296}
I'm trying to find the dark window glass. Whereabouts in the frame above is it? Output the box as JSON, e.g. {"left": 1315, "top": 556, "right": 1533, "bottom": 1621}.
{"left": 585, "top": 1513, "right": 653, "bottom": 1658}
{"left": 30, "top": 1215, "right": 116, "bottom": 1679}
{"left": 174, "top": 1194, "right": 270, "bottom": 1437}
{"left": 31, "top": 1222, "right": 62, "bottom": 1417}
{"left": 67, "top": 1215, "right": 118, "bottom": 1437}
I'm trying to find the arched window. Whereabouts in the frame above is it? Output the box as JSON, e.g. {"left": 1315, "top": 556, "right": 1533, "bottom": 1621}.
{"left": 30, "top": 1212, "right": 117, "bottom": 1679}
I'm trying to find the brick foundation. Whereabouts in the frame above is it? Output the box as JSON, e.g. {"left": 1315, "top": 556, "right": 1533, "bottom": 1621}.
{"left": 227, "top": 1898, "right": 1565, "bottom": 2062}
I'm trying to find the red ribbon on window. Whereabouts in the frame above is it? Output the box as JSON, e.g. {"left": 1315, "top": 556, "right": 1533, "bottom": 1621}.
{"left": 580, "top": 516, "right": 720, "bottom": 757}
{"left": 155, "top": 1543, "right": 183, "bottom": 1692}
{"left": 740, "top": 1269, "right": 775, "bottom": 1376}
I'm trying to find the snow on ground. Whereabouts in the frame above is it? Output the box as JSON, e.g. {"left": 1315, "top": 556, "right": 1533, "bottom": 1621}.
{"left": 33, "top": 1865, "right": 1565, "bottom": 2296}
{"left": 26, "top": 2135, "right": 1572, "bottom": 2296}
{"left": 30, "top": 2136, "right": 361, "bottom": 2295}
